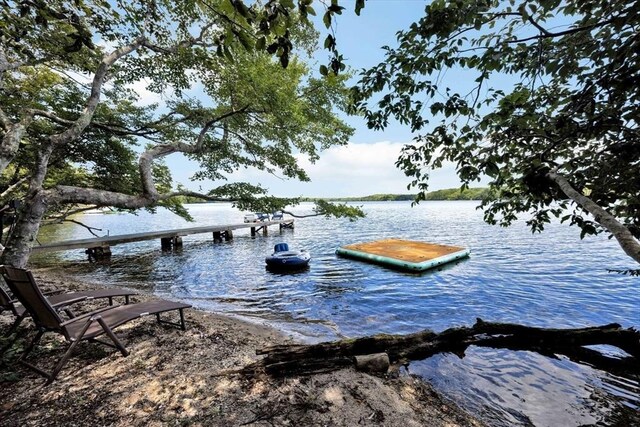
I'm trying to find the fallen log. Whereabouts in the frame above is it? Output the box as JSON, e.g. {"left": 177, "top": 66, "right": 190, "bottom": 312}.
{"left": 246, "top": 319, "right": 640, "bottom": 377}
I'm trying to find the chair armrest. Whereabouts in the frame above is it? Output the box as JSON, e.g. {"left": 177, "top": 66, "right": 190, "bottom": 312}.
{"left": 60, "top": 304, "right": 122, "bottom": 327}
{"left": 50, "top": 296, "right": 88, "bottom": 308}
{"left": 43, "top": 290, "right": 64, "bottom": 296}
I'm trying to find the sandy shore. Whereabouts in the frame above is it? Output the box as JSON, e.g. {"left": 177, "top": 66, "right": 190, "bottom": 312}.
{"left": 0, "top": 268, "right": 483, "bottom": 426}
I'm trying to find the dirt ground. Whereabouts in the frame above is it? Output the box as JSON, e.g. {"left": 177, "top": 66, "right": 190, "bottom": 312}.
{"left": 0, "top": 268, "right": 484, "bottom": 427}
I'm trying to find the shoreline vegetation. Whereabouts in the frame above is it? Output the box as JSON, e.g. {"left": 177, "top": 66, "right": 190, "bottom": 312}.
{"left": 304, "top": 187, "right": 489, "bottom": 202}
{"left": 177, "top": 187, "right": 489, "bottom": 204}
{"left": 0, "top": 269, "right": 484, "bottom": 426}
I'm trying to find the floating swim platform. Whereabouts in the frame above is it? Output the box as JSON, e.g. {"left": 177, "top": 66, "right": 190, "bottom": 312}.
{"left": 335, "top": 239, "right": 469, "bottom": 272}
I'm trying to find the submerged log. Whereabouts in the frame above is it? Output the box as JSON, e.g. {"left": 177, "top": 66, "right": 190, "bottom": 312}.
{"left": 247, "top": 319, "right": 640, "bottom": 377}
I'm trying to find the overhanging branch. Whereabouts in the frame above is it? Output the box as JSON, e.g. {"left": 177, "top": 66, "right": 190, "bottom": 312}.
{"left": 547, "top": 169, "right": 640, "bottom": 264}
{"left": 49, "top": 38, "right": 146, "bottom": 146}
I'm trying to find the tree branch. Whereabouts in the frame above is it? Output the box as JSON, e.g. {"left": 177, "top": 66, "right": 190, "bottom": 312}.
{"left": 547, "top": 169, "right": 640, "bottom": 264}
{"left": 49, "top": 38, "right": 146, "bottom": 146}
{"left": 281, "top": 210, "right": 323, "bottom": 218}
{"left": 157, "top": 190, "right": 234, "bottom": 202}
{"left": 141, "top": 21, "right": 217, "bottom": 54}
{"left": 242, "top": 319, "right": 640, "bottom": 378}
{"left": 507, "top": 18, "right": 617, "bottom": 44}
{"left": 45, "top": 185, "right": 248, "bottom": 210}
{"left": 42, "top": 217, "right": 104, "bottom": 237}
{"left": 195, "top": 104, "right": 251, "bottom": 150}
{"left": 31, "top": 109, "right": 171, "bottom": 138}
{"left": 0, "top": 176, "right": 29, "bottom": 200}
{"left": 0, "top": 112, "right": 35, "bottom": 173}
{"left": 46, "top": 186, "right": 155, "bottom": 208}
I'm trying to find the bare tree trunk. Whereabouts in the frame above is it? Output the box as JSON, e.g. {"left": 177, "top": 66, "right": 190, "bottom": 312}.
{"left": 1, "top": 189, "right": 48, "bottom": 267}
{"left": 1, "top": 145, "right": 54, "bottom": 267}
{"left": 547, "top": 170, "right": 640, "bottom": 265}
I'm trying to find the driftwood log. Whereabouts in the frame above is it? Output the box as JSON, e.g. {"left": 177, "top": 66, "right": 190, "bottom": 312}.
{"left": 246, "top": 319, "right": 640, "bottom": 377}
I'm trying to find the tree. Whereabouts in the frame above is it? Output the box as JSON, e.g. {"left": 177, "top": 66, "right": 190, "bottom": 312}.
{"left": 0, "top": 0, "right": 364, "bottom": 267}
{"left": 351, "top": 0, "right": 640, "bottom": 265}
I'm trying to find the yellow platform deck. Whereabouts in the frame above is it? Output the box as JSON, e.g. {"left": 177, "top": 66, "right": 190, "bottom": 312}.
{"left": 336, "top": 238, "right": 469, "bottom": 272}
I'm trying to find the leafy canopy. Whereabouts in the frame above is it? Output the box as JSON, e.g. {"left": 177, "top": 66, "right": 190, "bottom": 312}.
{"left": 0, "top": 0, "right": 365, "bottom": 259}
{"left": 351, "top": 0, "right": 640, "bottom": 262}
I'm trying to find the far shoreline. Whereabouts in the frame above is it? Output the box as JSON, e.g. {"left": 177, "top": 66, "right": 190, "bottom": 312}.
{"left": 176, "top": 187, "right": 489, "bottom": 204}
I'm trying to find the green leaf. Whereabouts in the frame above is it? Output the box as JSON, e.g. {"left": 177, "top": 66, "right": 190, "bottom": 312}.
{"left": 323, "top": 11, "right": 331, "bottom": 28}
{"left": 324, "top": 34, "right": 335, "bottom": 50}
{"left": 280, "top": 52, "right": 289, "bottom": 68}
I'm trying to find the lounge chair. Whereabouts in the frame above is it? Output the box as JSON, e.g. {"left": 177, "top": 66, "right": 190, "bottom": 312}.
{"left": 0, "top": 277, "right": 136, "bottom": 336}
{"left": 1, "top": 266, "right": 191, "bottom": 385}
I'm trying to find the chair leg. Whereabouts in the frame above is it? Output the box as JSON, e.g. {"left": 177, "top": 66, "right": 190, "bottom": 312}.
{"left": 155, "top": 309, "right": 187, "bottom": 330}
{"left": 19, "top": 329, "right": 45, "bottom": 361}
{"left": 45, "top": 338, "right": 84, "bottom": 385}
{"left": 3, "top": 311, "right": 26, "bottom": 337}
{"left": 95, "top": 316, "right": 128, "bottom": 356}
{"left": 17, "top": 330, "right": 60, "bottom": 381}
{"left": 43, "top": 317, "right": 95, "bottom": 385}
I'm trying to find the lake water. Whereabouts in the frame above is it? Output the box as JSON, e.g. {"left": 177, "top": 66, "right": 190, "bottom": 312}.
{"left": 32, "top": 201, "right": 640, "bottom": 426}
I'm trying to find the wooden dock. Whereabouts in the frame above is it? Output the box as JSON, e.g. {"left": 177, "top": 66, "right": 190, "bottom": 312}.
{"left": 32, "top": 219, "right": 294, "bottom": 261}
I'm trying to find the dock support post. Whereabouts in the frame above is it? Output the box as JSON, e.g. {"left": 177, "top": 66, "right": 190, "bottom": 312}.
{"left": 224, "top": 230, "right": 233, "bottom": 241}
{"left": 161, "top": 236, "right": 182, "bottom": 251}
{"left": 251, "top": 227, "right": 256, "bottom": 237}
{"left": 161, "top": 237, "right": 172, "bottom": 250}
{"left": 86, "top": 245, "right": 111, "bottom": 262}
{"left": 213, "top": 231, "right": 222, "bottom": 243}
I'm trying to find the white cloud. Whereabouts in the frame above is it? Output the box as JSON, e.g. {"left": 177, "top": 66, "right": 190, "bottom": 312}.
{"left": 288, "top": 141, "right": 464, "bottom": 197}
{"left": 172, "top": 141, "right": 466, "bottom": 198}
{"left": 126, "top": 79, "right": 168, "bottom": 107}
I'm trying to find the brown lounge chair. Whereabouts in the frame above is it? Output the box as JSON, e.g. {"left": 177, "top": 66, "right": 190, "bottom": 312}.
{"left": 1, "top": 280, "right": 136, "bottom": 336}
{"left": 1, "top": 266, "right": 191, "bottom": 385}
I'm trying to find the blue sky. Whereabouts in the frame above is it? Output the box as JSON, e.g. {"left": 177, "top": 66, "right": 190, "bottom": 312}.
{"left": 151, "top": 1, "right": 471, "bottom": 198}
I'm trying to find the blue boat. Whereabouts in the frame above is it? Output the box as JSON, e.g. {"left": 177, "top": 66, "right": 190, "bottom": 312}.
{"left": 265, "top": 243, "right": 310, "bottom": 270}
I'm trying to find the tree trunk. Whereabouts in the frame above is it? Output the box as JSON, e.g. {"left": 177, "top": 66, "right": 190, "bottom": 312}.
{"left": 1, "top": 144, "right": 54, "bottom": 267}
{"left": 244, "top": 319, "right": 640, "bottom": 377}
{"left": 547, "top": 170, "right": 640, "bottom": 265}
{"left": 1, "top": 189, "right": 49, "bottom": 267}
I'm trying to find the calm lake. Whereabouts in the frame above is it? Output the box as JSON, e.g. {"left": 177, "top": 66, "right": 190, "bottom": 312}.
{"left": 32, "top": 201, "right": 639, "bottom": 427}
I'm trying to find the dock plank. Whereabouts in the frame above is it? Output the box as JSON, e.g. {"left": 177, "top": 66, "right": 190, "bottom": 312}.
{"left": 31, "top": 220, "right": 293, "bottom": 253}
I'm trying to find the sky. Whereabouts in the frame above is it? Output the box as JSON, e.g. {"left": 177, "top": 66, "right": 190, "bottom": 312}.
{"left": 144, "top": 1, "right": 472, "bottom": 198}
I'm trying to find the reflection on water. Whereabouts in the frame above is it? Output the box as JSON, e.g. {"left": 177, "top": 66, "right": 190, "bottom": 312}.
{"left": 32, "top": 202, "right": 640, "bottom": 427}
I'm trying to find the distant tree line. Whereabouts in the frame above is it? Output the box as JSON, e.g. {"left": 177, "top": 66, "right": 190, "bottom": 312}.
{"left": 300, "top": 187, "right": 488, "bottom": 202}
{"left": 422, "top": 187, "right": 489, "bottom": 201}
